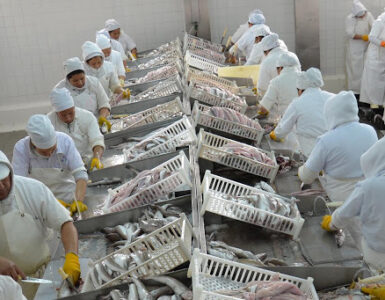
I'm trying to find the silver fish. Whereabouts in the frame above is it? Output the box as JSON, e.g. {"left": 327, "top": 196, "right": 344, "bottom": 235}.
{"left": 149, "top": 286, "right": 173, "bottom": 298}
{"left": 128, "top": 282, "right": 139, "bottom": 300}
{"left": 95, "top": 262, "right": 112, "bottom": 284}
{"left": 335, "top": 229, "right": 345, "bottom": 248}
{"left": 205, "top": 223, "right": 229, "bottom": 234}
{"left": 131, "top": 277, "right": 154, "bottom": 300}
{"left": 145, "top": 276, "right": 193, "bottom": 300}
{"left": 209, "top": 241, "right": 255, "bottom": 260}
{"left": 110, "top": 289, "right": 125, "bottom": 300}
{"left": 115, "top": 225, "right": 128, "bottom": 240}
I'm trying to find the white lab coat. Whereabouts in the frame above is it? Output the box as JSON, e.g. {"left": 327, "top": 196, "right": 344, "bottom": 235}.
{"left": 259, "top": 66, "right": 300, "bottom": 122}
{"left": 345, "top": 12, "right": 374, "bottom": 93}
{"left": 246, "top": 39, "right": 288, "bottom": 66}
{"left": 106, "top": 50, "right": 125, "bottom": 78}
{"left": 257, "top": 47, "right": 287, "bottom": 95}
{"left": 237, "top": 24, "right": 267, "bottom": 59}
{"left": 12, "top": 132, "right": 88, "bottom": 203}
{"left": 47, "top": 107, "right": 105, "bottom": 163}
{"left": 0, "top": 275, "right": 27, "bottom": 300}
{"left": 119, "top": 30, "right": 136, "bottom": 53}
{"left": 360, "top": 13, "right": 385, "bottom": 105}
{"left": 84, "top": 61, "right": 120, "bottom": 98}
{"left": 274, "top": 88, "right": 333, "bottom": 157}
{"left": 231, "top": 23, "right": 249, "bottom": 44}
{"left": 56, "top": 76, "right": 110, "bottom": 116}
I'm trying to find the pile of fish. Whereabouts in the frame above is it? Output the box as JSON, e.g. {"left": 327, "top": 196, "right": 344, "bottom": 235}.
{"left": 189, "top": 48, "right": 225, "bottom": 63}
{"left": 207, "top": 239, "right": 288, "bottom": 267}
{"left": 215, "top": 274, "right": 309, "bottom": 299}
{"left": 136, "top": 65, "right": 180, "bottom": 84}
{"left": 110, "top": 115, "right": 147, "bottom": 132}
{"left": 102, "top": 204, "right": 184, "bottom": 251}
{"left": 131, "top": 76, "right": 181, "bottom": 102}
{"left": 136, "top": 55, "right": 181, "bottom": 71}
{"left": 142, "top": 40, "right": 181, "bottom": 58}
{"left": 207, "top": 107, "right": 262, "bottom": 130}
{"left": 99, "top": 276, "right": 192, "bottom": 300}
{"left": 217, "top": 142, "right": 276, "bottom": 166}
{"left": 194, "top": 83, "right": 246, "bottom": 105}
{"left": 106, "top": 168, "right": 173, "bottom": 211}
{"left": 209, "top": 190, "right": 298, "bottom": 220}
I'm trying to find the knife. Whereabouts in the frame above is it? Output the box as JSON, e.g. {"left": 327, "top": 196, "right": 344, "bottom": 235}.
{"left": 21, "top": 277, "right": 52, "bottom": 284}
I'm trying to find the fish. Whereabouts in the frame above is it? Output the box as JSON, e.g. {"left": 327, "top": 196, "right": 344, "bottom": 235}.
{"left": 139, "top": 219, "right": 168, "bottom": 233}
{"left": 106, "top": 233, "right": 122, "bottom": 243}
{"left": 115, "top": 225, "right": 128, "bottom": 240}
{"left": 335, "top": 229, "right": 345, "bottom": 248}
{"left": 205, "top": 223, "right": 229, "bottom": 234}
{"left": 88, "top": 177, "right": 122, "bottom": 187}
{"left": 109, "top": 289, "right": 125, "bottom": 300}
{"left": 208, "top": 247, "right": 238, "bottom": 261}
{"left": 265, "top": 258, "right": 288, "bottom": 266}
{"left": 131, "top": 277, "right": 154, "bottom": 300}
{"left": 145, "top": 276, "right": 193, "bottom": 300}
{"left": 208, "top": 240, "right": 256, "bottom": 260}
{"left": 128, "top": 283, "right": 139, "bottom": 300}
{"left": 95, "top": 262, "right": 113, "bottom": 284}
{"left": 149, "top": 286, "right": 173, "bottom": 298}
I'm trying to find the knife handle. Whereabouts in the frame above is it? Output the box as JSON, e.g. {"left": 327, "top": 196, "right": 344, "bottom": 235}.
{"left": 58, "top": 268, "right": 68, "bottom": 280}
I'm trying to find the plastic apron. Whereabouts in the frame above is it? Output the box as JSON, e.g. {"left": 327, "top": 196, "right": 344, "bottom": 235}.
{"left": 65, "top": 120, "right": 93, "bottom": 165}
{"left": 362, "top": 238, "right": 385, "bottom": 272}
{"left": 346, "top": 18, "right": 371, "bottom": 93}
{"left": 72, "top": 88, "right": 98, "bottom": 116}
{"left": 28, "top": 153, "right": 76, "bottom": 203}
{"left": 0, "top": 189, "right": 50, "bottom": 299}
{"left": 360, "top": 25, "right": 385, "bottom": 105}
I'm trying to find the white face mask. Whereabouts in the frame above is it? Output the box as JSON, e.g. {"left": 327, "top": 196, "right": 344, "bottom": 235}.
{"left": 84, "top": 62, "right": 105, "bottom": 78}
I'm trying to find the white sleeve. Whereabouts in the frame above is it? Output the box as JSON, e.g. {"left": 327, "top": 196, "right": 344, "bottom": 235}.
{"left": 345, "top": 16, "right": 356, "bottom": 38}
{"left": 93, "top": 78, "right": 111, "bottom": 111}
{"left": 245, "top": 44, "right": 263, "bottom": 65}
{"left": 369, "top": 20, "right": 384, "bottom": 46}
{"left": 0, "top": 275, "right": 27, "bottom": 300}
{"left": 331, "top": 184, "right": 363, "bottom": 229}
{"left": 86, "top": 113, "right": 105, "bottom": 151}
{"left": 62, "top": 134, "right": 88, "bottom": 181}
{"left": 12, "top": 140, "right": 29, "bottom": 177}
{"left": 260, "top": 78, "right": 279, "bottom": 111}
{"left": 108, "top": 67, "right": 120, "bottom": 93}
{"left": 123, "top": 32, "right": 136, "bottom": 50}
{"left": 304, "top": 138, "right": 327, "bottom": 173}
{"left": 231, "top": 24, "right": 246, "bottom": 43}
{"left": 116, "top": 53, "right": 125, "bottom": 77}
{"left": 274, "top": 102, "right": 298, "bottom": 138}
{"left": 368, "top": 12, "right": 374, "bottom": 27}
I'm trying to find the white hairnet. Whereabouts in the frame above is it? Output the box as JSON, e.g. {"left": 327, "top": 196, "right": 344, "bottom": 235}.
{"left": 0, "top": 162, "right": 10, "bottom": 180}
{"left": 63, "top": 57, "right": 84, "bottom": 76}
{"left": 82, "top": 41, "right": 104, "bottom": 61}
{"left": 260, "top": 33, "right": 279, "bottom": 51}
{"left": 250, "top": 9, "right": 263, "bottom": 15}
{"left": 361, "top": 137, "right": 385, "bottom": 178}
{"left": 250, "top": 24, "right": 271, "bottom": 38}
{"left": 323, "top": 91, "right": 359, "bottom": 131}
{"left": 276, "top": 51, "right": 300, "bottom": 68}
{"left": 248, "top": 11, "right": 265, "bottom": 25}
{"left": 96, "top": 34, "right": 111, "bottom": 50}
{"left": 26, "top": 115, "right": 57, "bottom": 149}
{"left": 50, "top": 87, "right": 74, "bottom": 112}
{"left": 352, "top": 0, "right": 366, "bottom": 17}
{"left": 296, "top": 67, "right": 324, "bottom": 90}
{"left": 105, "top": 19, "right": 120, "bottom": 31}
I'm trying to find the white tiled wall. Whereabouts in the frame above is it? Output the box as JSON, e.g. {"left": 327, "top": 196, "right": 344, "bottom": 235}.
{"left": 0, "top": 0, "right": 185, "bottom": 132}
{"left": 320, "top": 0, "right": 385, "bottom": 76}
{"left": 208, "top": 0, "right": 296, "bottom": 52}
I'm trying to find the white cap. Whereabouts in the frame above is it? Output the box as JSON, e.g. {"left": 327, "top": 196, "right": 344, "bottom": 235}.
{"left": 82, "top": 41, "right": 104, "bottom": 61}
{"left": 276, "top": 52, "right": 300, "bottom": 68}
{"left": 260, "top": 33, "right": 279, "bottom": 51}
{"left": 96, "top": 34, "right": 111, "bottom": 50}
{"left": 26, "top": 115, "right": 57, "bottom": 149}
{"left": 352, "top": 0, "right": 366, "bottom": 17}
{"left": 105, "top": 19, "right": 120, "bottom": 31}
{"left": 50, "top": 88, "right": 74, "bottom": 112}
{"left": 248, "top": 11, "right": 265, "bottom": 25}
{"left": 0, "top": 164, "right": 10, "bottom": 180}
{"left": 296, "top": 67, "right": 324, "bottom": 90}
{"left": 250, "top": 24, "right": 271, "bottom": 38}
{"left": 63, "top": 57, "right": 84, "bottom": 76}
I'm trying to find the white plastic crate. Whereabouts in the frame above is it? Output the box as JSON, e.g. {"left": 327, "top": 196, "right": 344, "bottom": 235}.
{"left": 192, "top": 101, "right": 263, "bottom": 144}
{"left": 185, "top": 51, "right": 225, "bottom": 74}
{"left": 185, "top": 69, "right": 239, "bottom": 94}
{"left": 197, "top": 129, "right": 279, "bottom": 182}
{"left": 189, "top": 48, "right": 226, "bottom": 64}
{"left": 104, "top": 151, "right": 192, "bottom": 213}
{"left": 82, "top": 214, "right": 193, "bottom": 292}
{"left": 183, "top": 33, "right": 223, "bottom": 53}
{"left": 123, "top": 116, "right": 197, "bottom": 162}
{"left": 200, "top": 171, "right": 304, "bottom": 239}
{"left": 188, "top": 250, "right": 318, "bottom": 300}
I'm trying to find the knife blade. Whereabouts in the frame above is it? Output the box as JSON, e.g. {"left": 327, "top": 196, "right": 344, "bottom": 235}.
{"left": 22, "top": 277, "right": 52, "bottom": 284}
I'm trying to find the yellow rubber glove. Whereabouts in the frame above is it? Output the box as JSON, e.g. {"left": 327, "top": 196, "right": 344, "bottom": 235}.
{"left": 90, "top": 157, "right": 104, "bottom": 170}
{"left": 252, "top": 87, "right": 258, "bottom": 95}
{"left": 257, "top": 110, "right": 269, "bottom": 116}
{"left": 122, "top": 88, "right": 131, "bottom": 99}
{"left": 98, "top": 116, "right": 112, "bottom": 132}
{"left": 362, "top": 286, "right": 385, "bottom": 299}
{"left": 321, "top": 215, "right": 335, "bottom": 232}
{"left": 69, "top": 201, "right": 88, "bottom": 215}
{"left": 57, "top": 199, "right": 70, "bottom": 208}
{"left": 381, "top": 41, "right": 385, "bottom": 47}
{"left": 63, "top": 253, "right": 80, "bottom": 284}
{"left": 362, "top": 35, "right": 369, "bottom": 42}
{"left": 125, "top": 67, "right": 131, "bottom": 73}
{"left": 269, "top": 131, "right": 283, "bottom": 142}
{"left": 119, "top": 78, "right": 125, "bottom": 87}
{"left": 132, "top": 52, "right": 137, "bottom": 59}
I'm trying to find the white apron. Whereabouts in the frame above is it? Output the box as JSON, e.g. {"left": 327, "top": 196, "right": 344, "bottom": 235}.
{"left": 346, "top": 18, "right": 371, "bottom": 93}
{"left": 0, "top": 189, "right": 50, "bottom": 299}
{"left": 28, "top": 154, "right": 75, "bottom": 203}
{"left": 72, "top": 89, "right": 98, "bottom": 116}
{"left": 360, "top": 25, "right": 385, "bottom": 105}
{"left": 362, "top": 238, "right": 385, "bottom": 272}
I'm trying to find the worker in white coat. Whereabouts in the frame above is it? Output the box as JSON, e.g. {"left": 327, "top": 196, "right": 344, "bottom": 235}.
{"left": 257, "top": 33, "right": 287, "bottom": 96}
{"left": 47, "top": 88, "right": 105, "bottom": 170}
{"left": 269, "top": 68, "right": 334, "bottom": 157}
{"left": 0, "top": 274, "right": 26, "bottom": 300}
{"left": 360, "top": 9, "right": 385, "bottom": 110}
{"left": 298, "top": 91, "right": 377, "bottom": 204}
{"left": 346, "top": 0, "right": 373, "bottom": 97}
{"left": 0, "top": 151, "right": 80, "bottom": 299}
{"left": 231, "top": 9, "right": 264, "bottom": 45}
{"left": 321, "top": 137, "right": 385, "bottom": 272}
{"left": 257, "top": 51, "right": 301, "bottom": 122}
{"left": 105, "top": 18, "right": 137, "bottom": 59}
{"left": 12, "top": 115, "right": 89, "bottom": 216}
{"left": 96, "top": 34, "right": 126, "bottom": 84}
{"left": 56, "top": 57, "right": 112, "bottom": 132}
{"left": 81, "top": 41, "right": 129, "bottom": 100}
